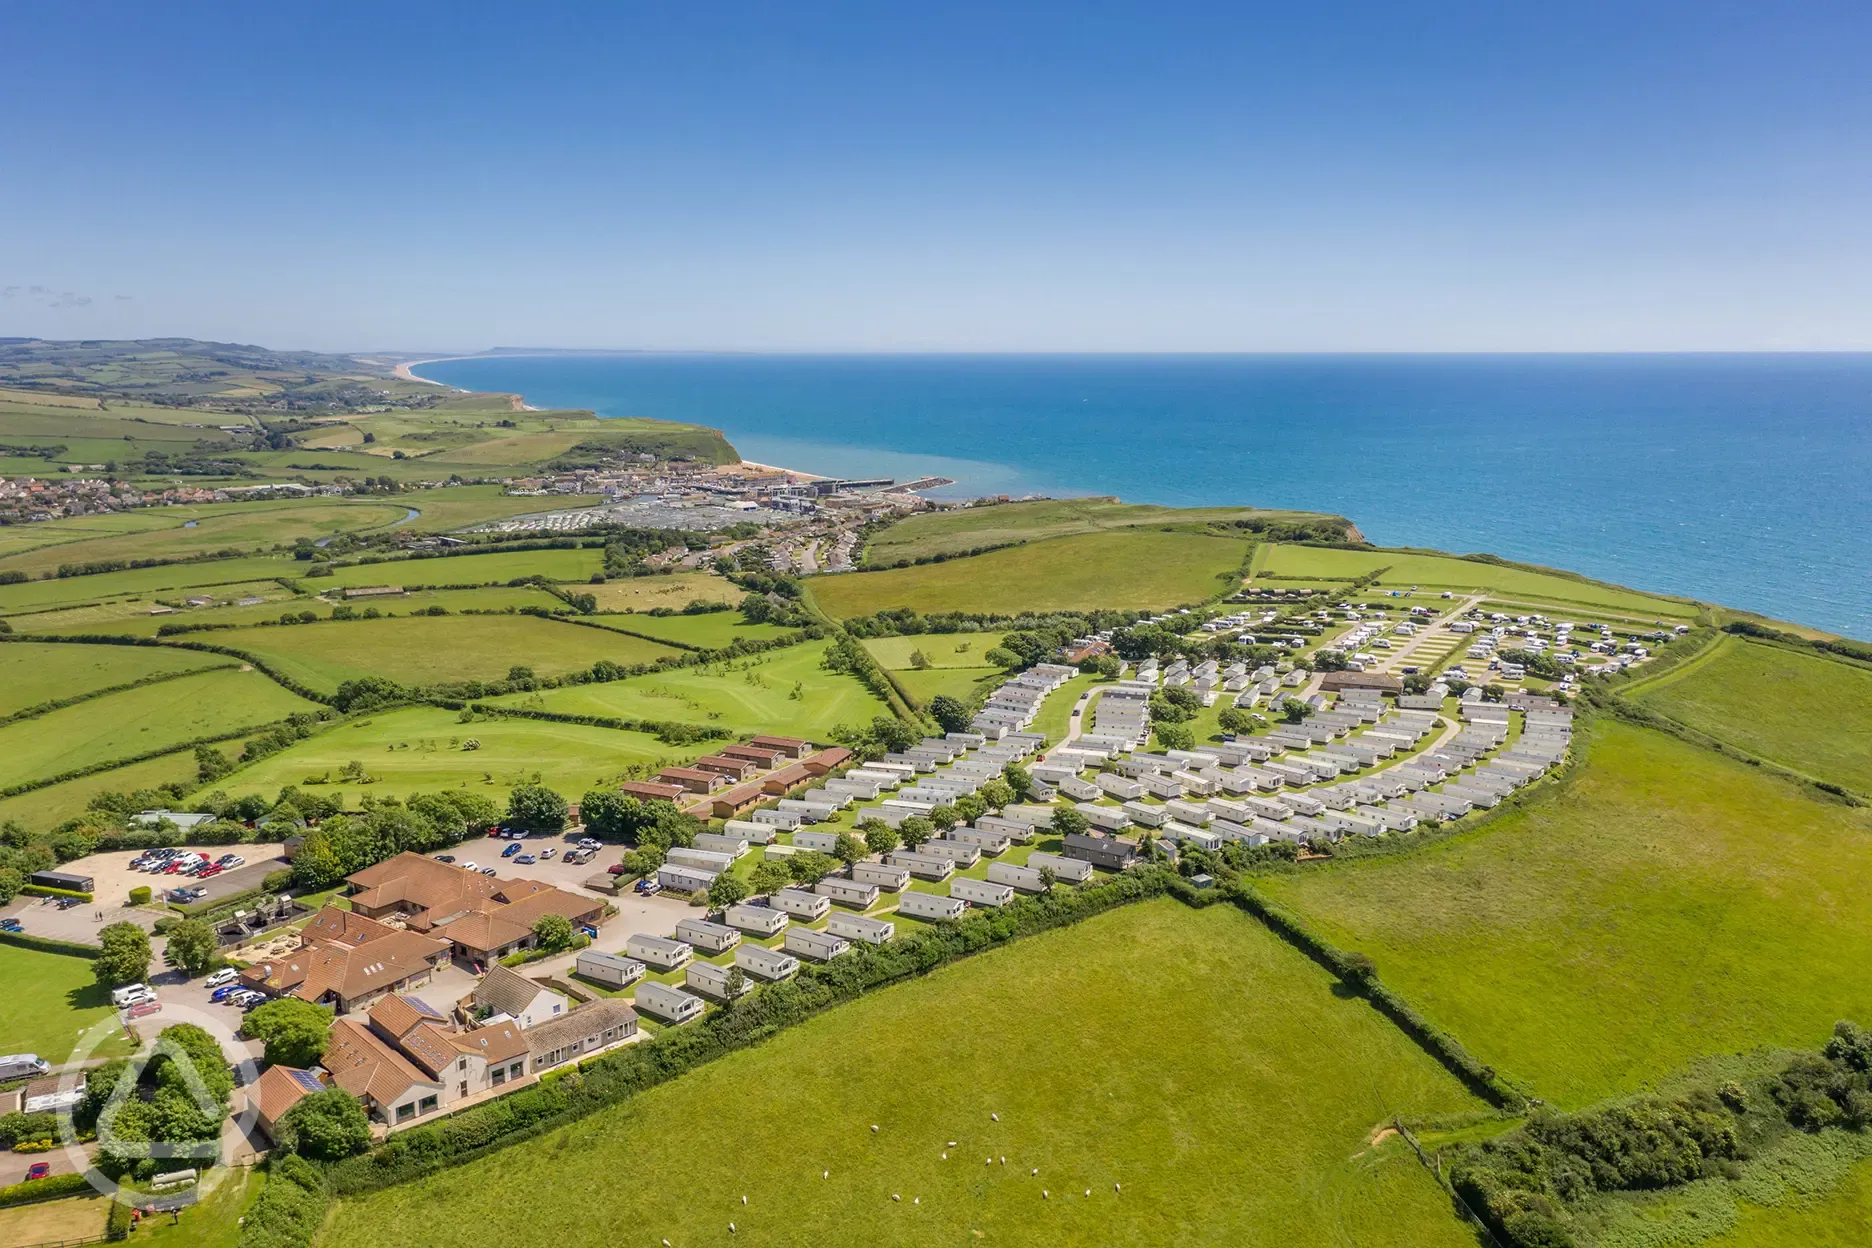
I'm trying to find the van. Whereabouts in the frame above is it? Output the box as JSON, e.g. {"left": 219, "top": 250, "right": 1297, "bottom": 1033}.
{"left": 111, "top": 983, "right": 155, "bottom": 1008}
{"left": 203, "top": 968, "right": 238, "bottom": 989}
{"left": 0, "top": 1054, "right": 50, "bottom": 1081}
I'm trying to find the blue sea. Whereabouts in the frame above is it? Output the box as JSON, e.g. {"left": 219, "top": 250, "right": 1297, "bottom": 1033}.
{"left": 420, "top": 355, "right": 1872, "bottom": 638}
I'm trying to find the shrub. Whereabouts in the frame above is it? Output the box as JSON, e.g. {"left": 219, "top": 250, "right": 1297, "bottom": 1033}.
{"left": 127, "top": 885, "right": 153, "bottom": 906}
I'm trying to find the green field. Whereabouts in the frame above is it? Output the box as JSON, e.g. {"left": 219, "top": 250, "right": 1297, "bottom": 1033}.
{"left": 0, "top": 556, "right": 301, "bottom": 615}
{"left": 811, "top": 530, "right": 1250, "bottom": 618}
{"left": 492, "top": 640, "right": 890, "bottom": 738}
{"left": 1628, "top": 635, "right": 1872, "bottom": 795}
{"left": 211, "top": 706, "right": 705, "bottom": 806}
{"left": 585, "top": 611, "right": 796, "bottom": 649}
{"left": 11, "top": 584, "right": 568, "bottom": 638}
{"left": 324, "top": 900, "right": 1480, "bottom": 1248}
{"left": 892, "top": 665, "right": 1001, "bottom": 707}
{"left": 1257, "top": 719, "right": 1872, "bottom": 1108}
{"left": 1700, "top": 1158, "right": 1872, "bottom": 1247}
{"left": 585, "top": 571, "right": 739, "bottom": 612}
{"left": 0, "top": 641, "right": 229, "bottom": 716}
{"left": 1253, "top": 544, "right": 1696, "bottom": 619}
{"left": 0, "top": 667, "right": 318, "bottom": 791}
{"left": 861, "top": 632, "right": 1007, "bottom": 668}
{"left": 0, "top": 943, "right": 135, "bottom": 1063}
{"left": 0, "top": 500, "right": 415, "bottom": 576}
{"left": 0, "top": 746, "right": 214, "bottom": 832}
{"left": 864, "top": 498, "right": 1332, "bottom": 563}
{"left": 295, "top": 546, "right": 603, "bottom": 589}
{"left": 218, "top": 614, "right": 682, "bottom": 693}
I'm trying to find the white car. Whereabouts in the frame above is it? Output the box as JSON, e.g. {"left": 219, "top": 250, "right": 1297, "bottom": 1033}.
{"left": 460, "top": 861, "right": 479, "bottom": 872}
{"left": 203, "top": 968, "right": 238, "bottom": 989}
{"left": 230, "top": 990, "right": 265, "bottom": 1008}
{"left": 111, "top": 983, "right": 156, "bottom": 1008}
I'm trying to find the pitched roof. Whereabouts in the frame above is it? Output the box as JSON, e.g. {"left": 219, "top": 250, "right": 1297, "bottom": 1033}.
{"left": 522, "top": 999, "right": 637, "bottom": 1056}
{"left": 251, "top": 1064, "right": 324, "bottom": 1125}
{"left": 321, "top": 1018, "right": 436, "bottom": 1106}
{"left": 301, "top": 905, "right": 396, "bottom": 947}
{"left": 347, "top": 851, "right": 505, "bottom": 920}
{"left": 366, "top": 992, "right": 446, "bottom": 1041}
{"left": 246, "top": 929, "right": 449, "bottom": 1005}
{"left": 472, "top": 964, "right": 556, "bottom": 1019}
{"left": 450, "top": 1020, "right": 529, "bottom": 1064}
{"left": 430, "top": 884, "right": 604, "bottom": 957}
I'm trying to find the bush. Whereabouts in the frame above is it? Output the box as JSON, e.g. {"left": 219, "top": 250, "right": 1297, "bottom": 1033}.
{"left": 243, "top": 999, "right": 334, "bottom": 1068}
{"left": 275, "top": 1090, "right": 372, "bottom": 1161}
{"left": 0, "top": 1170, "right": 92, "bottom": 1208}
{"left": 127, "top": 885, "right": 152, "bottom": 906}
{"left": 237, "top": 1153, "right": 328, "bottom": 1248}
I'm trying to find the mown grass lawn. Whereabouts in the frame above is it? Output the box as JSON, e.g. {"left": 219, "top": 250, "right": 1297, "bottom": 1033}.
{"left": 1257, "top": 720, "right": 1872, "bottom": 1108}
{"left": 494, "top": 640, "right": 890, "bottom": 738}
{"left": 1254, "top": 543, "right": 1696, "bottom": 618}
{"left": 212, "top": 705, "right": 707, "bottom": 805}
{"left": 0, "top": 667, "right": 319, "bottom": 791}
{"left": 810, "top": 530, "right": 1250, "bottom": 618}
{"left": 0, "top": 943, "right": 134, "bottom": 1063}
{"left": 0, "top": 640, "right": 230, "bottom": 716}
{"left": 1629, "top": 635, "right": 1872, "bottom": 795}
{"left": 324, "top": 900, "right": 1481, "bottom": 1248}
{"left": 0, "top": 746, "right": 219, "bottom": 833}
{"left": 892, "top": 665, "right": 1001, "bottom": 708}
{"left": 293, "top": 546, "right": 603, "bottom": 590}
{"left": 585, "top": 610, "right": 796, "bottom": 649}
{"left": 219, "top": 614, "right": 681, "bottom": 693}
{"left": 0, "top": 556, "right": 301, "bottom": 615}
{"left": 862, "top": 632, "right": 1006, "bottom": 668}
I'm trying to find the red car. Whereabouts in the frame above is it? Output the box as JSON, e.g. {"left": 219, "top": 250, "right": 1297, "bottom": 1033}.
{"left": 25, "top": 1162, "right": 50, "bottom": 1180}
{"left": 125, "top": 1001, "right": 163, "bottom": 1019}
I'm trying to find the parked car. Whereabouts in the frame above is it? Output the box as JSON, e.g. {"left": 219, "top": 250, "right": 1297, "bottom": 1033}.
{"left": 220, "top": 855, "right": 244, "bottom": 867}
{"left": 577, "top": 838, "right": 602, "bottom": 850}
{"left": 433, "top": 854, "right": 456, "bottom": 863}
{"left": 211, "top": 985, "right": 243, "bottom": 1003}
{"left": 505, "top": 829, "right": 527, "bottom": 840}
{"left": 0, "top": 918, "right": 22, "bottom": 933}
{"left": 607, "top": 863, "right": 628, "bottom": 876}
{"left": 111, "top": 983, "right": 155, "bottom": 1008}
{"left": 501, "top": 844, "right": 522, "bottom": 858}
{"left": 25, "top": 1163, "right": 50, "bottom": 1181}
{"left": 478, "top": 867, "right": 497, "bottom": 876}
{"left": 125, "top": 1001, "right": 163, "bottom": 1019}
{"left": 634, "top": 878, "right": 662, "bottom": 896}
{"left": 515, "top": 854, "right": 536, "bottom": 865}
{"left": 230, "top": 991, "right": 265, "bottom": 1008}
{"left": 204, "top": 968, "right": 238, "bottom": 989}
{"left": 460, "top": 862, "right": 479, "bottom": 872}
{"left": 538, "top": 848, "right": 555, "bottom": 860}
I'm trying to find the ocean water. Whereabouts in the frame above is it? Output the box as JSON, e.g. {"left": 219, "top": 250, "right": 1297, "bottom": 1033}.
{"left": 419, "top": 354, "right": 1872, "bottom": 638}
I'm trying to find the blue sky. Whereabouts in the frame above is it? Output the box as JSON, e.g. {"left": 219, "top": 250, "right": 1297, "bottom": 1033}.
{"left": 4, "top": 2, "right": 1870, "bottom": 352}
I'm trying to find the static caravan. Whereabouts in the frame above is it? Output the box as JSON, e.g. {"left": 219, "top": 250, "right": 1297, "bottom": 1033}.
{"left": 724, "top": 818, "right": 777, "bottom": 844}
{"left": 1121, "top": 800, "right": 1167, "bottom": 828}
{"left": 847, "top": 768, "right": 902, "bottom": 790}
{"left": 692, "top": 833, "right": 749, "bottom": 858}
{"left": 1140, "top": 774, "right": 1184, "bottom": 799}
{"left": 784, "top": 926, "right": 851, "bottom": 962}
{"left": 635, "top": 980, "right": 704, "bottom": 1025}
{"left": 974, "top": 814, "right": 1033, "bottom": 843}
{"left": 674, "top": 917, "right": 741, "bottom": 954}
{"left": 1159, "top": 823, "right": 1221, "bottom": 851}
{"left": 896, "top": 890, "right": 967, "bottom": 922}
{"left": 627, "top": 933, "right": 692, "bottom": 972}
{"left": 772, "top": 887, "right": 832, "bottom": 920}
{"left": 777, "top": 799, "right": 837, "bottom": 823}
{"left": 725, "top": 902, "right": 789, "bottom": 937}
{"left": 1165, "top": 799, "right": 1212, "bottom": 826}
{"left": 945, "top": 826, "right": 1011, "bottom": 854}
{"left": 918, "top": 839, "right": 981, "bottom": 867}
{"left": 951, "top": 877, "right": 1016, "bottom": 908}
{"left": 1274, "top": 792, "right": 1325, "bottom": 817}
{"left": 657, "top": 863, "right": 718, "bottom": 894}
{"left": 750, "top": 809, "right": 802, "bottom": 830}
{"left": 887, "top": 850, "right": 954, "bottom": 881}
{"left": 850, "top": 861, "right": 910, "bottom": 892}
{"left": 735, "top": 943, "right": 800, "bottom": 982}
{"left": 1001, "top": 805, "right": 1057, "bottom": 827}
{"left": 985, "top": 861, "right": 1048, "bottom": 894}
{"left": 686, "top": 959, "right": 752, "bottom": 1002}
{"left": 815, "top": 877, "right": 880, "bottom": 909}
{"left": 822, "top": 777, "right": 884, "bottom": 801}
{"left": 1171, "top": 770, "right": 1218, "bottom": 796}
{"left": 1056, "top": 775, "right": 1100, "bottom": 801}
{"left": 667, "top": 846, "right": 736, "bottom": 873}
{"left": 574, "top": 950, "right": 645, "bottom": 989}
{"left": 763, "top": 843, "right": 798, "bottom": 861}
{"left": 1024, "top": 851, "right": 1094, "bottom": 884}
{"left": 1095, "top": 774, "right": 1144, "bottom": 800}
{"left": 792, "top": 828, "right": 842, "bottom": 853}
{"left": 1076, "top": 802, "right": 1131, "bottom": 832}
{"left": 828, "top": 912, "right": 895, "bottom": 945}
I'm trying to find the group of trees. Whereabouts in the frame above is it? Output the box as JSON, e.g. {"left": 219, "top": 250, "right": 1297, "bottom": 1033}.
{"left": 81, "top": 1023, "right": 232, "bottom": 1180}
{"left": 291, "top": 790, "right": 501, "bottom": 890}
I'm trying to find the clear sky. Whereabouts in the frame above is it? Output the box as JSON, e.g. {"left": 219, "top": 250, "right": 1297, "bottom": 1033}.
{"left": 4, "top": 2, "right": 1870, "bottom": 353}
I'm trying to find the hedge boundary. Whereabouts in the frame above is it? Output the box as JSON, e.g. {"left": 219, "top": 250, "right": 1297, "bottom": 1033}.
{"left": 0, "top": 929, "right": 103, "bottom": 958}
{"left": 0, "top": 660, "right": 239, "bottom": 727}
{"left": 0, "top": 1170, "right": 93, "bottom": 1208}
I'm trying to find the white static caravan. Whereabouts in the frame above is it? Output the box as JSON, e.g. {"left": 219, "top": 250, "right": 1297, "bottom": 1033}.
{"left": 674, "top": 917, "right": 741, "bottom": 954}
{"left": 1165, "top": 799, "right": 1213, "bottom": 826}
{"left": 822, "top": 777, "right": 884, "bottom": 801}
{"left": 951, "top": 877, "right": 1016, "bottom": 908}
{"left": 887, "top": 850, "right": 954, "bottom": 881}
{"left": 1139, "top": 773, "right": 1184, "bottom": 799}
{"left": 574, "top": 950, "right": 645, "bottom": 989}
{"left": 784, "top": 926, "right": 852, "bottom": 962}
{"left": 828, "top": 912, "right": 895, "bottom": 945}
{"left": 762, "top": 844, "right": 798, "bottom": 861}
{"left": 896, "top": 890, "right": 968, "bottom": 922}
{"left": 847, "top": 768, "right": 903, "bottom": 790}
{"left": 686, "top": 959, "right": 752, "bottom": 1002}
{"left": 850, "top": 861, "right": 911, "bottom": 892}
{"left": 1076, "top": 802, "right": 1132, "bottom": 833}
{"left": 944, "top": 826, "right": 1011, "bottom": 854}
{"left": 1024, "top": 851, "right": 1094, "bottom": 884}
{"left": 985, "top": 861, "right": 1049, "bottom": 893}
{"left": 635, "top": 980, "right": 704, "bottom": 1025}
{"left": 815, "top": 877, "right": 880, "bottom": 909}
{"left": 792, "top": 828, "right": 842, "bottom": 853}
{"left": 1056, "top": 775, "right": 1101, "bottom": 802}
{"left": 1095, "top": 774, "right": 1144, "bottom": 800}
{"left": 750, "top": 809, "right": 802, "bottom": 831}
{"left": 626, "top": 933, "right": 693, "bottom": 971}
{"left": 657, "top": 863, "right": 718, "bottom": 894}
{"left": 1171, "top": 770, "right": 1218, "bottom": 796}
{"left": 1001, "top": 805, "right": 1058, "bottom": 827}
{"left": 974, "top": 814, "right": 1034, "bottom": 843}
{"left": 667, "top": 846, "right": 736, "bottom": 873}
{"left": 692, "top": 833, "right": 750, "bottom": 859}
{"left": 777, "top": 799, "right": 838, "bottom": 824}
{"left": 772, "top": 888, "right": 832, "bottom": 921}
{"left": 725, "top": 902, "right": 789, "bottom": 937}
{"left": 918, "top": 839, "right": 982, "bottom": 867}
{"left": 734, "top": 943, "right": 800, "bottom": 982}
{"left": 1121, "top": 800, "right": 1168, "bottom": 828}
{"left": 724, "top": 819, "right": 778, "bottom": 845}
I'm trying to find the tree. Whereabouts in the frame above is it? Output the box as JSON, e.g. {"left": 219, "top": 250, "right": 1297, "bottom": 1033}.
{"left": 242, "top": 999, "right": 334, "bottom": 1068}
{"left": 1216, "top": 707, "right": 1254, "bottom": 735}
{"left": 1051, "top": 807, "right": 1090, "bottom": 838}
{"left": 1002, "top": 762, "right": 1033, "bottom": 801}
{"left": 276, "top": 1089, "right": 371, "bottom": 1161}
{"left": 0, "top": 867, "right": 22, "bottom": 905}
{"left": 928, "top": 803, "right": 960, "bottom": 831}
{"left": 165, "top": 919, "right": 220, "bottom": 977}
{"left": 787, "top": 850, "right": 837, "bottom": 883}
{"left": 532, "top": 913, "right": 575, "bottom": 952}
{"left": 832, "top": 832, "right": 866, "bottom": 867}
{"left": 978, "top": 777, "right": 1014, "bottom": 810}
{"left": 952, "top": 793, "right": 986, "bottom": 823}
{"left": 707, "top": 873, "right": 749, "bottom": 910}
{"left": 863, "top": 823, "right": 901, "bottom": 857}
{"left": 908, "top": 648, "right": 932, "bottom": 670}
{"left": 506, "top": 783, "right": 568, "bottom": 835}
{"left": 748, "top": 861, "right": 791, "bottom": 895}
{"left": 579, "top": 790, "right": 648, "bottom": 842}
{"left": 621, "top": 845, "right": 665, "bottom": 877}
{"left": 984, "top": 646, "right": 1023, "bottom": 670}
{"left": 1154, "top": 722, "right": 1195, "bottom": 751}
{"left": 898, "top": 816, "right": 933, "bottom": 849}
{"left": 1279, "top": 697, "right": 1311, "bottom": 724}
{"left": 94, "top": 921, "right": 151, "bottom": 987}
{"left": 928, "top": 695, "right": 972, "bottom": 734}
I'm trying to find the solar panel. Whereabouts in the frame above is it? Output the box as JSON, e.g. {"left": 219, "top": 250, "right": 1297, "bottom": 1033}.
{"left": 288, "top": 1069, "right": 325, "bottom": 1093}
{"left": 403, "top": 996, "right": 445, "bottom": 1019}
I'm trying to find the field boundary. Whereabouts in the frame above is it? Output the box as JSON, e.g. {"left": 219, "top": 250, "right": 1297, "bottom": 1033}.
{"left": 0, "top": 656, "right": 239, "bottom": 727}
{"left": 0, "top": 718, "right": 300, "bottom": 800}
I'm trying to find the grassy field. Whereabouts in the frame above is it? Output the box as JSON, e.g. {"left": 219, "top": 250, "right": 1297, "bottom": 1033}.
{"left": 295, "top": 546, "right": 603, "bottom": 589}
{"left": 0, "top": 943, "right": 135, "bottom": 1063}
{"left": 1628, "top": 635, "right": 1872, "bottom": 794}
{"left": 585, "top": 571, "right": 739, "bottom": 611}
{"left": 0, "top": 500, "right": 415, "bottom": 576}
{"left": 218, "top": 615, "right": 682, "bottom": 693}
{"left": 0, "top": 556, "right": 301, "bottom": 615}
{"left": 864, "top": 499, "right": 1331, "bottom": 563}
{"left": 0, "top": 1195, "right": 112, "bottom": 1246}
{"left": 211, "top": 706, "right": 706, "bottom": 806}
{"left": 492, "top": 640, "right": 890, "bottom": 738}
{"left": 892, "top": 665, "right": 1002, "bottom": 707}
{"left": 811, "top": 530, "right": 1250, "bottom": 618}
{"left": 1257, "top": 719, "right": 1872, "bottom": 1108}
{"left": 10, "top": 585, "right": 569, "bottom": 638}
{"left": 0, "top": 746, "right": 213, "bottom": 832}
{"left": 861, "top": 632, "right": 1006, "bottom": 668}
{"left": 139, "top": 1164, "right": 268, "bottom": 1248}
{"left": 585, "top": 611, "right": 796, "bottom": 649}
{"left": 0, "top": 667, "right": 319, "bottom": 791}
{"left": 1699, "top": 1158, "right": 1872, "bottom": 1247}
{"left": 0, "top": 641, "right": 230, "bottom": 716}
{"left": 324, "top": 900, "right": 1480, "bottom": 1248}
{"left": 1253, "top": 544, "right": 1696, "bottom": 619}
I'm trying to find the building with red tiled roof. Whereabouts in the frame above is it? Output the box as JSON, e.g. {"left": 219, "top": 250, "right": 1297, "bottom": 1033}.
{"left": 747, "top": 735, "right": 811, "bottom": 759}
{"left": 759, "top": 763, "right": 813, "bottom": 795}
{"left": 689, "top": 754, "right": 759, "bottom": 781}
{"left": 720, "top": 743, "right": 785, "bottom": 767}
{"left": 619, "top": 780, "right": 687, "bottom": 804}
{"left": 656, "top": 766, "right": 726, "bottom": 794}
{"left": 239, "top": 918, "right": 450, "bottom": 1014}
{"left": 343, "top": 853, "right": 608, "bottom": 963}
{"left": 697, "top": 780, "right": 767, "bottom": 820}
{"left": 801, "top": 747, "right": 854, "bottom": 776}
{"left": 248, "top": 1065, "right": 328, "bottom": 1141}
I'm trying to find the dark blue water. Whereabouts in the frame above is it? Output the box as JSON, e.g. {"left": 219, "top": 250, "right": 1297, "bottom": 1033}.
{"left": 420, "top": 355, "right": 1872, "bottom": 638}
